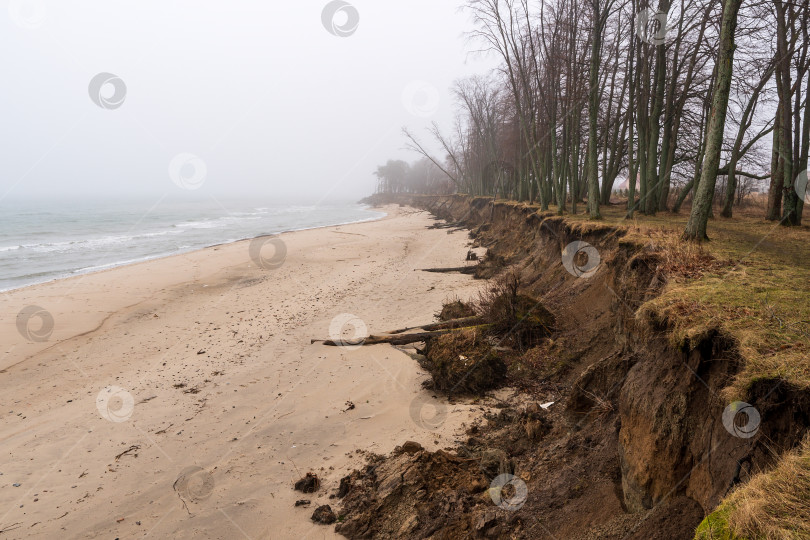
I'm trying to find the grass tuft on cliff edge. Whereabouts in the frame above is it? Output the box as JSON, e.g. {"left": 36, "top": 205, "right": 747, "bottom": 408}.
{"left": 695, "top": 434, "right": 810, "bottom": 540}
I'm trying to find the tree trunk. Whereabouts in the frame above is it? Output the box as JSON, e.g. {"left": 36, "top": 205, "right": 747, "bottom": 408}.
{"left": 645, "top": 0, "right": 670, "bottom": 215}
{"left": 627, "top": 28, "right": 638, "bottom": 218}
{"left": 799, "top": 70, "right": 810, "bottom": 223}
{"left": 587, "top": 0, "right": 603, "bottom": 219}
{"left": 683, "top": 0, "right": 743, "bottom": 240}
{"left": 767, "top": 105, "right": 785, "bottom": 220}
{"left": 776, "top": 0, "right": 798, "bottom": 225}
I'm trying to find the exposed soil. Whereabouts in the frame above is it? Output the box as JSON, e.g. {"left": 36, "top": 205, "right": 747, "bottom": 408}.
{"left": 421, "top": 328, "right": 508, "bottom": 395}
{"left": 327, "top": 194, "right": 810, "bottom": 539}
{"left": 438, "top": 300, "right": 477, "bottom": 321}
{"left": 294, "top": 472, "right": 321, "bottom": 494}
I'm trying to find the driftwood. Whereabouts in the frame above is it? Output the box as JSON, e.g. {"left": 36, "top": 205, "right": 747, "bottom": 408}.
{"left": 383, "top": 315, "right": 483, "bottom": 335}
{"left": 420, "top": 266, "right": 478, "bottom": 275}
{"left": 311, "top": 325, "right": 491, "bottom": 347}
{"left": 312, "top": 330, "right": 449, "bottom": 347}
{"left": 427, "top": 221, "right": 464, "bottom": 229}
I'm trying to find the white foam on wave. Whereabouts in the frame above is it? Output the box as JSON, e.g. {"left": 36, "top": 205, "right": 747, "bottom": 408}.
{"left": 175, "top": 212, "right": 265, "bottom": 229}
{"left": 0, "top": 203, "right": 385, "bottom": 292}
{"left": 73, "top": 254, "right": 172, "bottom": 273}
{"left": 4, "top": 230, "right": 183, "bottom": 254}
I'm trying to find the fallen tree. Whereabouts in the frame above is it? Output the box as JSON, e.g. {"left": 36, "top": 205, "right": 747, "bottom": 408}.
{"left": 419, "top": 266, "right": 478, "bottom": 275}
{"left": 311, "top": 325, "right": 492, "bottom": 347}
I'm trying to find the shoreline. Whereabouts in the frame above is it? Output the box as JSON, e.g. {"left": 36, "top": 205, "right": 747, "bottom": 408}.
{"left": 0, "top": 205, "right": 387, "bottom": 294}
{"left": 0, "top": 204, "right": 484, "bottom": 538}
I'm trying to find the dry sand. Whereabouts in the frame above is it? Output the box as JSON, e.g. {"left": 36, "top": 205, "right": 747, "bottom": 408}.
{"left": 0, "top": 205, "right": 486, "bottom": 539}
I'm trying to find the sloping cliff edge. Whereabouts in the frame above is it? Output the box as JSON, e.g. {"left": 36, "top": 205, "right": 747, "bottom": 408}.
{"left": 354, "top": 193, "right": 810, "bottom": 538}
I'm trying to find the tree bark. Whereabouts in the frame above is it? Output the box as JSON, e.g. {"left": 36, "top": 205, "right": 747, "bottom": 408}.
{"left": 587, "top": 0, "right": 604, "bottom": 219}
{"left": 644, "top": 0, "right": 670, "bottom": 215}
{"left": 767, "top": 105, "right": 785, "bottom": 220}
{"left": 683, "top": 0, "right": 743, "bottom": 240}
{"left": 776, "top": 0, "right": 799, "bottom": 225}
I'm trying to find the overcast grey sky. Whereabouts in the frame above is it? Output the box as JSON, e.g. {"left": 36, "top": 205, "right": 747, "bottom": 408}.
{"left": 0, "top": 0, "right": 497, "bottom": 202}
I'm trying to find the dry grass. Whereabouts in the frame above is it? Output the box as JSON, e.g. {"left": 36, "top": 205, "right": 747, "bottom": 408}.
{"left": 695, "top": 434, "right": 810, "bottom": 540}
{"left": 579, "top": 389, "right": 615, "bottom": 419}
{"left": 436, "top": 296, "right": 476, "bottom": 321}
{"left": 474, "top": 270, "right": 555, "bottom": 350}
{"left": 631, "top": 229, "right": 734, "bottom": 279}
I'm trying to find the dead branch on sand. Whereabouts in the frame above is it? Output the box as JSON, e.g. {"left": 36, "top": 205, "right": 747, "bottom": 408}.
{"left": 311, "top": 325, "right": 491, "bottom": 347}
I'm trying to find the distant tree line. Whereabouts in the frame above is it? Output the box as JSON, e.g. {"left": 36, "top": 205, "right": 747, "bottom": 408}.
{"left": 374, "top": 158, "right": 455, "bottom": 195}
{"left": 375, "top": 0, "right": 809, "bottom": 240}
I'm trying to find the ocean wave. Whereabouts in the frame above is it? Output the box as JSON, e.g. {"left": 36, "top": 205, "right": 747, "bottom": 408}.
{"left": 0, "top": 204, "right": 384, "bottom": 292}
{"left": 174, "top": 215, "right": 260, "bottom": 229}
{"left": 0, "top": 230, "right": 182, "bottom": 254}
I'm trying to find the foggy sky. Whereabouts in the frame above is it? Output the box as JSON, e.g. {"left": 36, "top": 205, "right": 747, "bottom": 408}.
{"left": 1, "top": 0, "right": 497, "bottom": 203}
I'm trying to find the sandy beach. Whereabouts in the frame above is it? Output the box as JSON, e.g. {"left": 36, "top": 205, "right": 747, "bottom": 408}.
{"left": 0, "top": 205, "right": 484, "bottom": 539}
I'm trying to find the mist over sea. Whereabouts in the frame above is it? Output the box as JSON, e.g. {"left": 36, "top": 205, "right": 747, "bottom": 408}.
{"left": 0, "top": 198, "right": 384, "bottom": 291}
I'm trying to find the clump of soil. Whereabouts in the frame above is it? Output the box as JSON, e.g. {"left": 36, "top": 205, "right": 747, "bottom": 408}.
{"left": 334, "top": 445, "right": 499, "bottom": 539}
{"left": 422, "top": 328, "right": 506, "bottom": 395}
{"left": 437, "top": 298, "right": 476, "bottom": 321}
{"left": 311, "top": 505, "right": 337, "bottom": 525}
{"left": 294, "top": 472, "right": 320, "bottom": 493}
{"left": 334, "top": 402, "right": 559, "bottom": 539}
{"left": 476, "top": 271, "right": 554, "bottom": 349}
{"left": 421, "top": 273, "right": 555, "bottom": 396}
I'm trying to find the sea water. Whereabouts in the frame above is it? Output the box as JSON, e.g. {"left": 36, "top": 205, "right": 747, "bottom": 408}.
{"left": 0, "top": 197, "right": 384, "bottom": 291}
